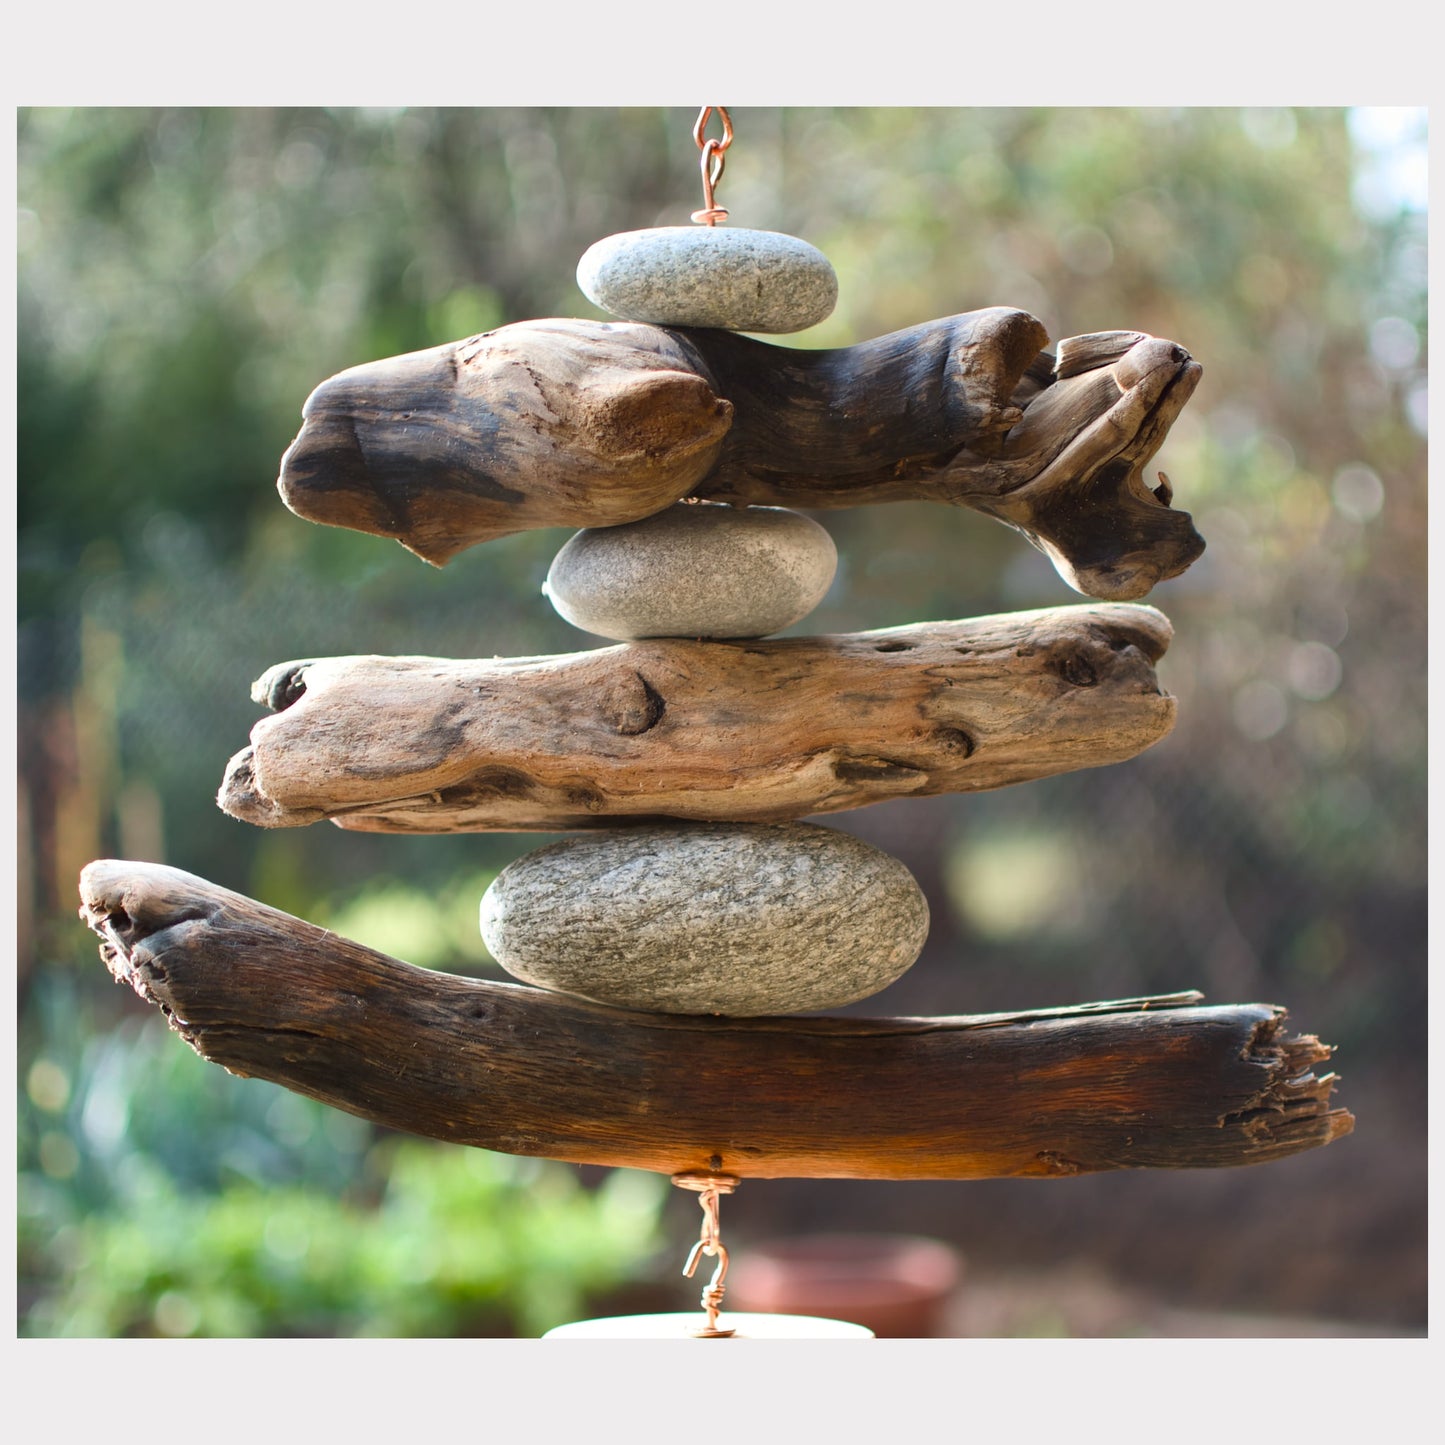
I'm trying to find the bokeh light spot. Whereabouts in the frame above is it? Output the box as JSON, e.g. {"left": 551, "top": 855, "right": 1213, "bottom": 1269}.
{"left": 39, "top": 1131, "right": 80, "bottom": 1180}
{"left": 1287, "top": 641, "right": 1343, "bottom": 701}
{"left": 1240, "top": 108, "right": 1298, "bottom": 150}
{"left": 1331, "top": 464, "right": 1385, "bottom": 522}
{"left": 264, "top": 1213, "right": 311, "bottom": 1263}
{"left": 27, "top": 1058, "right": 71, "bottom": 1112}
{"left": 1059, "top": 224, "right": 1114, "bottom": 277}
{"left": 1232, "top": 680, "right": 1288, "bottom": 740}
{"left": 154, "top": 1290, "right": 201, "bottom": 1337}
{"left": 1369, "top": 316, "right": 1420, "bottom": 371}
{"left": 944, "top": 829, "right": 1088, "bottom": 943}
{"left": 1405, "top": 384, "right": 1427, "bottom": 437}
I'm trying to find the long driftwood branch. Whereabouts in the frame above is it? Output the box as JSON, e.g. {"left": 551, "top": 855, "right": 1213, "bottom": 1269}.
{"left": 277, "top": 311, "right": 1204, "bottom": 600}
{"left": 218, "top": 604, "right": 1177, "bottom": 833}
{"left": 79, "top": 861, "right": 1353, "bottom": 1181}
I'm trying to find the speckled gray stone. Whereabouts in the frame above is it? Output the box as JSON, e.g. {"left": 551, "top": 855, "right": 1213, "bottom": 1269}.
{"left": 479, "top": 823, "right": 929, "bottom": 1017}
{"left": 543, "top": 503, "right": 837, "bottom": 640}
{"left": 577, "top": 227, "right": 838, "bottom": 333}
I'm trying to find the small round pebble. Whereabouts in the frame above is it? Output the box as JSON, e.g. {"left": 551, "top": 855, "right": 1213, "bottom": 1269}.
{"left": 479, "top": 822, "right": 930, "bottom": 1017}
{"left": 577, "top": 226, "right": 838, "bottom": 333}
{"left": 543, "top": 503, "right": 837, "bottom": 640}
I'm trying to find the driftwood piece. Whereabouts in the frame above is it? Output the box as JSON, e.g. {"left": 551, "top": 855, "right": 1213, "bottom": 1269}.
{"left": 79, "top": 860, "right": 1353, "bottom": 1181}
{"left": 218, "top": 603, "right": 1177, "bottom": 833}
{"left": 278, "top": 311, "right": 1204, "bottom": 601}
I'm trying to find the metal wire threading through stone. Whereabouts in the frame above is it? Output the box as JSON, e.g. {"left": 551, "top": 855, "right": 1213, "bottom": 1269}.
{"left": 672, "top": 1171, "right": 740, "bottom": 1336}
{"left": 691, "top": 106, "right": 733, "bottom": 225}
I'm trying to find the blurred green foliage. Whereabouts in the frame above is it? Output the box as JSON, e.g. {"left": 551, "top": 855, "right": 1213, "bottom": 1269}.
{"left": 17, "top": 107, "right": 1427, "bottom": 1332}
{"left": 21, "top": 1143, "right": 666, "bottom": 1339}
{"left": 18, "top": 987, "right": 667, "bottom": 1337}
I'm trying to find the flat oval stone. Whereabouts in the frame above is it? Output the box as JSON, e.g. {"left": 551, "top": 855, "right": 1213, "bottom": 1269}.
{"left": 577, "top": 227, "right": 838, "bottom": 333}
{"left": 543, "top": 503, "right": 837, "bottom": 640}
{"left": 479, "top": 823, "right": 929, "bottom": 1017}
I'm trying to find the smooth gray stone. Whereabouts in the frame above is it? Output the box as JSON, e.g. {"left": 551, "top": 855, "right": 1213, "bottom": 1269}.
{"left": 543, "top": 503, "right": 837, "bottom": 640}
{"left": 576, "top": 226, "right": 838, "bottom": 333}
{"left": 479, "top": 823, "right": 929, "bottom": 1017}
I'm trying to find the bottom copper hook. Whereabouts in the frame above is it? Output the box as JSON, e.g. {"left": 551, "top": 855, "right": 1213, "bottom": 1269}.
{"left": 672, "top": 1172, "right": 740, "bottom": 1337}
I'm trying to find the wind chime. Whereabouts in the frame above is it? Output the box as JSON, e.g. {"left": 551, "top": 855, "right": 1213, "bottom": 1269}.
{"left": 80, "top": 107, "right": 1352, "bottom": 1340}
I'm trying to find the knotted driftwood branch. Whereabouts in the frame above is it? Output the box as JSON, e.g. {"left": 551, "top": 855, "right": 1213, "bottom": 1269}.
{"left": 278, "top": 310, "right": 1204, "bottom": 600}
{"left": 218, "top": 603, "right": 1177, "bottom": 833}
{"left": 78, "top": 861, "right": 1352, "bottom": 1181}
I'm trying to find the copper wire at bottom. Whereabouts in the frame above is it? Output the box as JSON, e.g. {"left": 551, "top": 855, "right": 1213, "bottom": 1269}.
{"left": 673, "top": 1171, "right": 741, "bottom": 1336}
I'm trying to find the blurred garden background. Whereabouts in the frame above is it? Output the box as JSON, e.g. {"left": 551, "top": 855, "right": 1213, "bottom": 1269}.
{"left": 17, "top": 106, "right": 1427, "bottom": 1336}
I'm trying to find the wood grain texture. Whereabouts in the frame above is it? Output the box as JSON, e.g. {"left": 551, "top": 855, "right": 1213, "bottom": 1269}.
{"left": 277, "top": 311, "right": 1205, "bottom": 601}
{"left": 218, "top": 603, "right": 1178, "bottom": 833}
{"left": 78, "top": 860, "right": 1353, "bottom": 1181}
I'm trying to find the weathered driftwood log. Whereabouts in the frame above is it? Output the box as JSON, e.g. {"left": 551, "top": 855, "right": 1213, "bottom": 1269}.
{"left": 79, "top": 860, "right": 1353, "bottom": 1181}
{"left": 219, "top": 603, "right": 1177, "bottom": 833}
{"left": 278, "top": 311, "right": 1204, "bottom": 601}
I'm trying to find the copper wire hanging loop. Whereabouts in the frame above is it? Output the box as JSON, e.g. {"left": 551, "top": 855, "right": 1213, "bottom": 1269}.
{"left": 672, "top": 1171, "right": 740, "bottom": 1337}
{"left": 691, "top": 106, "right": 733, "bottom": 225}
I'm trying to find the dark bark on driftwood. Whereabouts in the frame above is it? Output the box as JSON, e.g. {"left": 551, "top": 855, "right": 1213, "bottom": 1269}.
{"left": 278, "top": 311, "right": 1204, "bottom": 600}
{"left": 217, "top": 603, "right": 1177, "bottom": 833}
{"left": 79, "top": 861, "right": 1352, "bottom": 1181}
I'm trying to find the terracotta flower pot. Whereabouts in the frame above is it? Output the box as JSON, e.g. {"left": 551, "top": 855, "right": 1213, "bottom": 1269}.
{"left": 727, "top": 1234, "right": 963, "bottom": 1338}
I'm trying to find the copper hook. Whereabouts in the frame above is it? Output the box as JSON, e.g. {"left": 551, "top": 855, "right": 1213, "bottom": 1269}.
{"left": 691, "top": 106, "right": 733, "bottom": 225}
{"left": 672, "top": 1171, "right": 740, "bottom": 1337}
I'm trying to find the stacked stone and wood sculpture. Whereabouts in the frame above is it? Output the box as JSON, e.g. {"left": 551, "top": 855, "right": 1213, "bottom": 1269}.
{"left": 80, "top": 209, "right": 1352, "bottom": 1180}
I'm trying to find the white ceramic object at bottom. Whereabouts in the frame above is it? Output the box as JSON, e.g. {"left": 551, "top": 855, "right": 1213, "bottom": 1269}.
{"left": 542, "top": 1311, "right": 874, "bottom": 1339}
